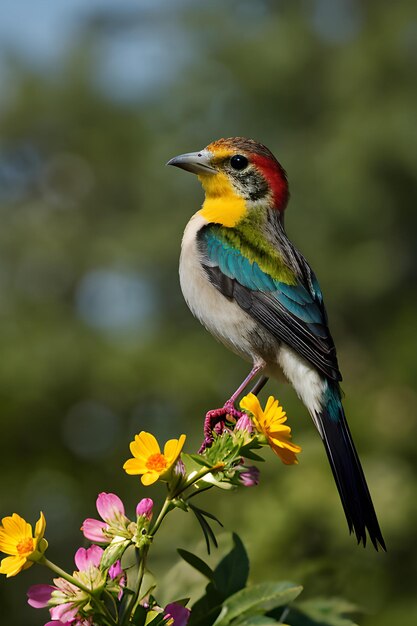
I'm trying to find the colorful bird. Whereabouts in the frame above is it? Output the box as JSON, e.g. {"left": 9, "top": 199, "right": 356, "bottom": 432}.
{"left": 168, "top": 137, "right": 385, "bottom": 550}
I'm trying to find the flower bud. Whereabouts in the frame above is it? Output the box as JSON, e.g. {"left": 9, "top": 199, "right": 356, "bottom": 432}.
{"left": 239, "top": 465, "right": 260, "bottom": 487}
{"left": 235, "top": 415, "right": 253, "bottom": 434}
{"left": 100, "top": 536, "right": 131, "bottom": 570}
{"left": 136, "top": 498, "right": 153, "bottom": 521}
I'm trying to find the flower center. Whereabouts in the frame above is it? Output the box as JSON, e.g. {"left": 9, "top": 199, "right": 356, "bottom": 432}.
{"left": 16, "top": 537, "right": 34, "bottom": 555}
{"left": 145, "top": 453, "right": 168, "bottom": 473}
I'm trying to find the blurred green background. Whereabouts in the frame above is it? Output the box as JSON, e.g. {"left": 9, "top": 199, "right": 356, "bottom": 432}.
{"left": 0, "top": 0, "right": 416, "bottom": 624}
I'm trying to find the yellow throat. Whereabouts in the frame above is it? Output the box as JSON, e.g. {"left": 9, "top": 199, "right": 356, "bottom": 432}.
{"left": 198, "top": 171, "right": 247, "bottom": 227}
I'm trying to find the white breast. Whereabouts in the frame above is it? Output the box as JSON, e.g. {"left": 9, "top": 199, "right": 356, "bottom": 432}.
{"left": 179, "top": 214, "right": 326, "bottom": 425}
{"left": 179, "top": 213, "right": 261, "bottom": 364}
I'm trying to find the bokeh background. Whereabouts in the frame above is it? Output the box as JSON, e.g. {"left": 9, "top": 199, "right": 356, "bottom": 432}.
{"left": 0, "top": 0, "right": 416, "bottom": 624}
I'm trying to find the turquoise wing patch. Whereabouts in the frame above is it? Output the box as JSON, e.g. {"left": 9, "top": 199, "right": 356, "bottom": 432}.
{"left": 201, "top": 228, "right": 325, "bottom": 329}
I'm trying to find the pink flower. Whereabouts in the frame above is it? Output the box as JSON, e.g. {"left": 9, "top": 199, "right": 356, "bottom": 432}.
{"left": 74, "top": 545, "right": 103, "bottom": 571}
{"left": 81, "top": 517, "right": 108, "bottom": 544}
{"left": 235, "top": 414, "right": 254, "bottom": 434}
{"left": 239, "top": 466, "right": 260, "bottom": 487}
{"left": 96, "top": 493, "right": 125, "bottom": 522}
{"left": 136, "top": 498, "right": 153, "bottom": 520}
{"left": 165, "top": 603, "right": 191, "bottom": 626}
{"left": 27, "top": 584, "right": 54, "bottom": 608}
{"left": 81, "top": 492, "right": 131, "bottom": 544}
{"left": 109, "top": 560, "right": 123, "bottom": 580}
{"left": 27, "top": 546, "right": 108, "bottom": 625}
{"left": 109, "top": 560, "right": 126, "bottom": 600}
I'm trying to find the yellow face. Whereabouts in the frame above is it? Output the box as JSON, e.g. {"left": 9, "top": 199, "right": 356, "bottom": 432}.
{"left": 198, "top": 146, "right": 255, "bottom": 227}
{"left": 197, "top": 148, "right": 248, "bottom": 227}
{"left": 168, "top": 137, "right": 286, "bottom": 226}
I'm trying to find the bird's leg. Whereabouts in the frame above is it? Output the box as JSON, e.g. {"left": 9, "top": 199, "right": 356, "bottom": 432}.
{"left": 199, "top": 364, "right": 265, "bottom": 452}
{"left": 249, "top": 374, "right": 269, "bottom": 396}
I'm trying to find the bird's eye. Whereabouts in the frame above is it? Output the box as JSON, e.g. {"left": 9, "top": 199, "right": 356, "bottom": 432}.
{"left": 230, "top": 155, "right": 248, "bottom": 171}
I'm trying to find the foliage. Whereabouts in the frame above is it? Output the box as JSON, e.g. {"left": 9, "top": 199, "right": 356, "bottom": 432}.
{"left": 0, "top": 402, "right": 358, "bottom": 626}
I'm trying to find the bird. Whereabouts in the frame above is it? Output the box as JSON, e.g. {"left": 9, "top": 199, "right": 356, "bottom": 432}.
{"left": 167, "top": 136, "right": 385, "bottom": 550}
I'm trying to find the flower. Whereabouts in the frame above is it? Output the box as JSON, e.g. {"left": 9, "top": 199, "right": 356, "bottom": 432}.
{"left": 123, "top": 431, "right": 186, "bottom": 485}
{"left": 164, "top": 603, "right": 191, "bottom": 626}
{"left": 81, "top": 492, "right": 132, "bottom": 544}
{"left": 136, "top": 498, "right": 154, "bottom": 520}
{"left": 239, "top": 465, "right": 260, "bottom": 487}
{"left": 0, "top": 512, "right": 47, "bottom": 577}
{"left": 235, "top": 414, "right": 253, "bottom": 434}
{"left": 108, "top": 560, "right": 126, "bottom": 600}
{"left": 27, "top": 546, "right": 120, "bottom": 624}
{"left": 240, "top": 394, "right": 301, "bottom": 465}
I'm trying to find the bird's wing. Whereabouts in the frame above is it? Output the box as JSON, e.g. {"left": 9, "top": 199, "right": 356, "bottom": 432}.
{"left": 197, "top": 224, "right": 342, "bottom": 382}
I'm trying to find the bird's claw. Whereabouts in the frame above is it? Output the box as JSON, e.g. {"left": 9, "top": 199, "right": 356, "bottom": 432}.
{"left": 198, "top": 401, "right": 245, "bottom": 453}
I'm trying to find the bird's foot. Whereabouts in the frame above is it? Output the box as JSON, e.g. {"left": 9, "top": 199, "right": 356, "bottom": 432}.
{"left": 198, "top": 401, "right": 244, "bottom": 453}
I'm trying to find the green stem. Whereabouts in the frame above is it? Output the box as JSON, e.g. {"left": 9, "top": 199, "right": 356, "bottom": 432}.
{"left": 149, "top": 497, "right": 173, "bottom": 537}
{"left": 105, "top": 589, "right": 119, "bottom": 623}
{"left": 40, "top": 557, "right": 117, "bottom": 626}
{"left": 172, "top": 463, "right": 224, "bottom": 499}
{"left": 41, "top": 557, "right": 96, "bottom": 596}
{"left": 128, "top": 546, "right": 149, "bottom": 620}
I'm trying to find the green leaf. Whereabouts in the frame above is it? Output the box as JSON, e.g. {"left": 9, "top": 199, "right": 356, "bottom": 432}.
{"left": 213, "top": 533, "right": 249, "bottom": 598}
{"left": 240, "top": 449, "right": 265, "bottom": 462}
{"left": 189, "top": 583, "right": 224, "bottom": 626}
{"left": 196, "top": 508, "right": 224, "bottom": 525}
{"left": 131, "top": 604, "right": 148, "bottom": 626}
{"left": 146, "top": 613, "right": 170, "bottom": 626}
{"left": 214, "top": 582, "right": 303, "bottom": 626}
{"left": 285, "top": 598, "right": 360, "bottom": 626}
{"left": 234, "top": 616, "right": 280, "bottom": 626}
{"left": 189, "top": 503, "right": 223, "bottom": 554}
{"left": 186, "top": 454, "right": 214, "bottom": 467}
{"left": 178, "top": 548, "right": 215, "bottom": 582}
{"left": 189, "top": 534, "right": 249, "bottom": 626}
{"left": 191, "top": 506, "right": 219, "bottom": 554}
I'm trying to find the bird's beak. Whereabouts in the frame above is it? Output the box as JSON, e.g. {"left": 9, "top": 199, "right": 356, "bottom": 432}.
{"left": 166, "top": 150, "right": 217, "bottom": 175}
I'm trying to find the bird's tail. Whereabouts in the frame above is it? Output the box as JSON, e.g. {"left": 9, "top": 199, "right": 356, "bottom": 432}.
{"left": 315, "top": 381, "right": 386, "bottom": 550}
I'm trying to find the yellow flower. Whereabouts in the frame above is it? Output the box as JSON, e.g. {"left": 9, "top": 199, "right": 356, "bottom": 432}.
{"left": 123, "top": 431, "right": 186, "bottom": 486}
{"left": 0, "top": 512, "right": 47, "bottom": 577}
{"left": 240, "top": 393, "right": 301, "bottom": 465}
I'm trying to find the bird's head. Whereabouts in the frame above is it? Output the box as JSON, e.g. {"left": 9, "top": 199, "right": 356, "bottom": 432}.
{"left": 168, "top": 137, "right": 289, "bottom": 227}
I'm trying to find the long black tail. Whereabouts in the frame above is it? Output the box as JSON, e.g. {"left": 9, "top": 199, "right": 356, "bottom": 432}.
{"left": 316, "top": 382, "right": 386, "bottom": 550}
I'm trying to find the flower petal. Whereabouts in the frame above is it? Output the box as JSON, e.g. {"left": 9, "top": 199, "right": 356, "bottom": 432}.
{"left": 141, "top": 471, "right": 160, "bottom": 486}
{"left": 0, "top": 554, "right": 29, "bottom": 577}
{"left": 74, "top": 545, "right": 103, "bottom": 571}
{"left": 271, "top": 445, "right": 299, "bottom": 465}
{"left": 130, "top": 432, "right": 160, "bottom": 458}
{"left": 240, "top": 393, "right": 261, "bottom": 417}
{"left": 163, "top": 434, "right": 186, "bottom": 464}
{"left": 50, "top": 602, "right": 79, "bottom": 622}
{"left": 34, "top": 512, "right": 46, "bottom": 540}
{"left": 1, "top": 513, "right": 32, "bottom": 539}
{"left": 96, "top": 493, "right": 125, "bottom": 523}
{"left": 109, "top": 560, "right": 123, "bottom": 579}
{"left": 27, "top": 584, "right": 55, "bottom": 608}
{"left": 264, "top": 395, "right": 278, "bottom": 415}
{"left": 165, "top": 603, "right": 191, "bottom": 626}
{"left": 81, "top": 518, "right": 109, "bottom": 543}
{"left": 136, "top": 498, "right": 154, "bottom": 519}
{"left": 123, "top": 458, "right": 147, "bottom": 475}
{"left": 0, "top": 530, "right": 18, "bottom": 555}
